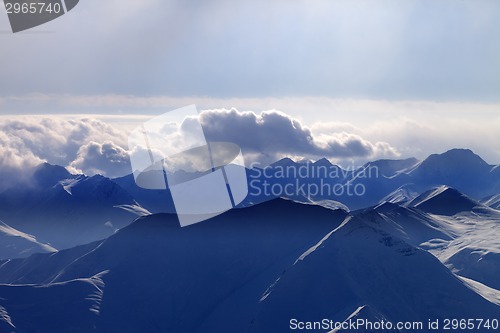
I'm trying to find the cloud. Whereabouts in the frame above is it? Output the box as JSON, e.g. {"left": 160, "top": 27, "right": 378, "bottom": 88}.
{"left": 6, "top": 106, "right": 499, "bottom": 186}
{"left": 0, "top": 109, "right": 400, "bottom": 187}
{"left": 0, "top": 117, "right": 126, "bottom": 165}
{"left": 0, "top": 131, "right": 44, "bottom": 191}
{"left": 0, "top": 117, "right": 129, "bottom": 189}
{"left": 197, "top": 109, "right": 398, "bottom": 164}
{"left": 69, "top": 141, "right": 131, "bottom": 178}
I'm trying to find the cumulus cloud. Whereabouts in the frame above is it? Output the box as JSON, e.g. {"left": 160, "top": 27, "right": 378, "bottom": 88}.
{"left": 69, "top": 141, "right": 131, "bottom": 178}
{"left": 197, "top": 109, "right": 399, "bottom": 163}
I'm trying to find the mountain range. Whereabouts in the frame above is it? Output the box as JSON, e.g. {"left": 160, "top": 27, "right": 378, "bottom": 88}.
{"left": 0, "top": 148, "right": 499, "bottom": 332}
{"left": 0, "top": 193, "right": 498, "bottom": 332}
{"left": 0, "top": 148, "right": 499, "bottom": 257}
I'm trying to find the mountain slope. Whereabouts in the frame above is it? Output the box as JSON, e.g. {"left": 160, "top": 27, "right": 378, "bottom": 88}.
{"left": 370, "top": 188, "right": 500, "bottom": 293}
{"left": 423, "top": 206, "right": 500, "bottom": 291}
{"left": 0, "top": 198, "right": 498, "bottom": 332}
{"left": 482, "top": 193, "right": 500, "bottom": 210}
{"left": 0, "top": 271, "right": 107, "bottom": 333}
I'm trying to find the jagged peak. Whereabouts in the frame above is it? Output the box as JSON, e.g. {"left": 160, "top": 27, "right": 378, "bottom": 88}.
{"left": 270, "top": 157, "right": 297, "bottom": 167}
{"left": 313, "top": 157, "right": 333, "bottom": 167}
{"left": 32, "top": 163, "right": 73, "bottom": 188}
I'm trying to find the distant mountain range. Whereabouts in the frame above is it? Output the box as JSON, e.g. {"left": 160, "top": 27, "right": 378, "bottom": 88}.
{"left": 0, "top": 146, "right": 499, "bottom": 331}
{"left": 244, "top": 148, "right": 500, "bottom": 209}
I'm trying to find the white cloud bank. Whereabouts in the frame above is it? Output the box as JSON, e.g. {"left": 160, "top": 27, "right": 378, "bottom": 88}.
{"left": 1, "top": 104, "right": 498, "bottom": 190}
{"left": 197, "top": 109, "right": 398, "bottom": 164}
{"left": 0, "top": 118, "right": 128, "bottom": 187}
{"left": 0, "top": 109, "right": 399, "bottom": 185}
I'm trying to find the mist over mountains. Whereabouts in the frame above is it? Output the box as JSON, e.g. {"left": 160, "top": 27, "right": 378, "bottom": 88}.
{"left": 0, "top": 148, "right": 499, "bottom": 255}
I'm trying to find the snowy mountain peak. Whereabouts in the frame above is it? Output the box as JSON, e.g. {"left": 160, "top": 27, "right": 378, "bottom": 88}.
{"left": 379, "top": 184, "right": 419, "bottom": 204}
{"left": 408, "top": 186, "right": 479, "bottom": 215}
{"left": 415, "top": 148, "right": 490, "bottom": 173}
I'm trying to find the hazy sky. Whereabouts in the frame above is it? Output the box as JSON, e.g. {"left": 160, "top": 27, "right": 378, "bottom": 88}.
{"left": 0, "top": 0, "right": 499, "bottom": 176}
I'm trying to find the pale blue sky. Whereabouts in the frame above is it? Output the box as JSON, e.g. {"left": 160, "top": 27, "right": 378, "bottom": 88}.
{"left": 0, "top": 0, "right": 498, "bottom": 101}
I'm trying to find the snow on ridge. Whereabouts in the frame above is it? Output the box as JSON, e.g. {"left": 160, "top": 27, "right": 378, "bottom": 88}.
{"left": 379, "top": 184, "right": 419, "bottom": 205}
{"left": 410, "top": 185, "right": 450, "bottom": 206}
{"left": 59, "top": 176, "right": 85, "bottom": 195}
{"left": 0, "top": 220, "right": 57, "bottom": 255}
{"left": 0, "top": 221, "right": 37, "bottom": 241}
{"left": 482, "top": 193, "right": 500, "bottom": 210}
{"left": 295, "top": 215, "right": 353, "bottom": 264}
{"left": 298, "top": 199, "right": 350, "bottom": 212}
{"left": 114, "top": 204, "right": 151, "bottom": 216}
{"left": 329, "top": 305, "right": 394, "bottom": 333}
{"left": 0, "top": 304, "right": 15, "bottom": 329}
{"left": 85, "top": 270, "right": 109, "bottom": 315}
{"left": 459, "top": 276, "right": 500, "bottom": 306}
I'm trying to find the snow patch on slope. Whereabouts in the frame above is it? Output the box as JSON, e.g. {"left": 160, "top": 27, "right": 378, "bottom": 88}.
{"left": 379, "top": 184, "right": 419, "bottom": 204}
{"left": 460, "top": 276, "right": 500, "bottom": 306}
{"left": 329, "top": 305, "right": 400, "bottom": 333}
{"left": 0, "top": 304, "right": 15, "bottom": 329}
{"left": 114, "top": 204, "right": 151, "bottom": 216}
{"left": 0, "top": 221, "right": 57, "bottom": 259}
{"left": 482, "top": 193, "right": 500, "bottom": 210}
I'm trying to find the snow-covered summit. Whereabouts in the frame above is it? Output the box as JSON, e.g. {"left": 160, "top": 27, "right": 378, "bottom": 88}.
{"left": 407, "top": 185, "right": 479, "bottom": 215}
